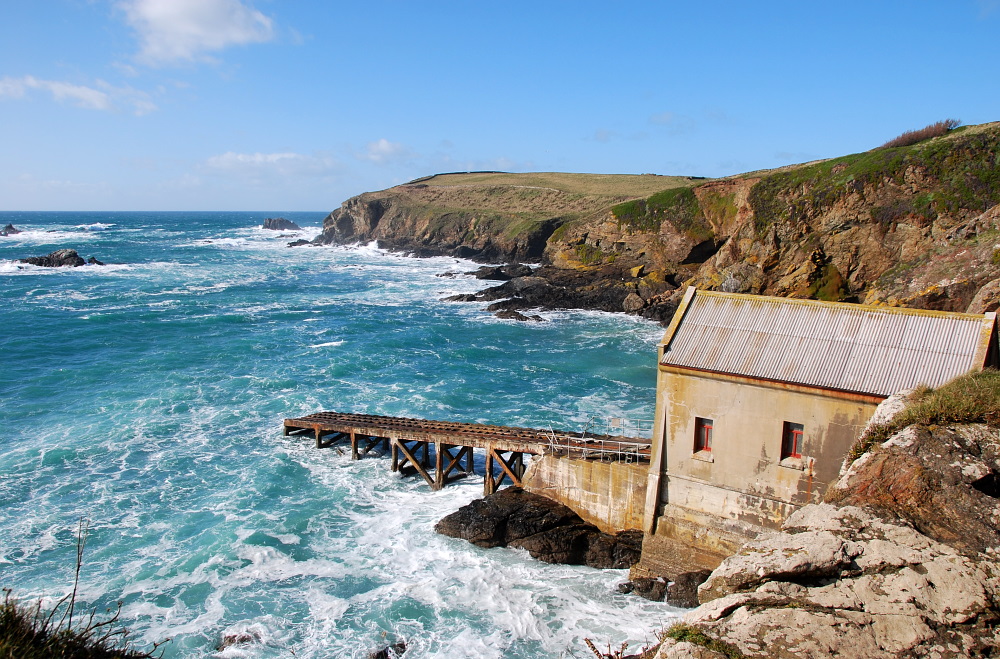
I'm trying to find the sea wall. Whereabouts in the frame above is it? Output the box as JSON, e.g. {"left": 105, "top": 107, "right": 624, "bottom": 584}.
{"left": 521, "top": 455, "right": 647, "bottom": 534}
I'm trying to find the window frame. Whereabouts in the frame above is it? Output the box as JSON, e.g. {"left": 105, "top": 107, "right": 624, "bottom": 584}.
{"left": 694, "top": 417, "right": 713, "bottom": 453}
{"left": 781, "top": 421, "right": 804, "bottom": 460}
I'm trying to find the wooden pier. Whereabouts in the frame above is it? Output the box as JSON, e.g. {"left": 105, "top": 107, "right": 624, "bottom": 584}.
{"left": 283, "top": 412, "right": 651, "bottom": 493}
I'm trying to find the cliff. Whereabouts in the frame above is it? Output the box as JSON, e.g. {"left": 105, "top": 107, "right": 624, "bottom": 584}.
{"left": 318, "top": 122, "right": 1000, "bottom": 319}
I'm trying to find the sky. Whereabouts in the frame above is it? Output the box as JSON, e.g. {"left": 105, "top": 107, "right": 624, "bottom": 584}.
{"left": 1, "top": 1, "right": 998, "bottom": 211}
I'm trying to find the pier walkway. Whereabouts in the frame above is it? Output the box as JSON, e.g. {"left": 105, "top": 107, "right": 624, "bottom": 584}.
{"left": 283, "top": 411, "right": 651, "bottom": 493}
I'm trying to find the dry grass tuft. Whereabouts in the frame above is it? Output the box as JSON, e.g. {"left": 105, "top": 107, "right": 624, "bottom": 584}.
{"left": 847, "top": 369, "right": 1000, "bottom": 462}
{"left": 880, "top": 119, "right": 961, "bottom": 149}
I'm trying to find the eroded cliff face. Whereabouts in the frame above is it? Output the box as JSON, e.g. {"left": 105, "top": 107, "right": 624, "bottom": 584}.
{"left": 318, "top": 123, "right": 1000, "bottom": 318}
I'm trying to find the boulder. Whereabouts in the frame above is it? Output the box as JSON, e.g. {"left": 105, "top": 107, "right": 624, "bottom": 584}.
{"left": 262, "top": 217, "right": 302, "bottom": 231}
{"left": 435, "top": 488, "right": 642, "bottom": 569}
{"left": 19, "top": 249, "right": 88, "bottom": 267}
{"left": 622, "top": 292, "right": 646, "bottom": 313}
{"left": 1, "top": 223, "right": 20, "bottom": 236}
{"left": 494, "top": 309, "right": 544, "bottom": 322}
{"left": 667, "top": 571, "right": 712, "bottom": 608}
{"left": 368, "top": 641, "right": 406, "bottom": 658}
{"left": 469, "top": 264, "right": 534, "bottom": 280}
{"left": 287, "top": 239, "right": 312, "bottom": 247}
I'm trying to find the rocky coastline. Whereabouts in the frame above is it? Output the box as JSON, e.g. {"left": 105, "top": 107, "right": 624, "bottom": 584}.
{"left": 312, "top": 123, "right": 1000, "bottom": 322}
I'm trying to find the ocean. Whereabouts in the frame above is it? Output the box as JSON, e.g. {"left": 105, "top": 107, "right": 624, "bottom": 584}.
{"left": 0, "top": 211, "right": 679, "bottom": 658}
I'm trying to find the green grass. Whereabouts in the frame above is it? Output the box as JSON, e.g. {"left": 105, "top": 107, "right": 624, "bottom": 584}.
{"left": 805, "top": 264, "right": 849, "bottom": 301}
{"left": 846, "top": 369, "right": 1000, "bottom": 462}
{"left": 411, "top": 171, "right": 699, "bottom": 197}
{"left": 575, "top": 243, "right": 606, "bottom": 265}
{"left": 611, "top": 186, "right": 714, "bottom": 242}
{"left": 748, "top": 125, "right": 1000, "bottom": 236}
{"left": 662, "top": 624, "right": 745, "bottom": 659}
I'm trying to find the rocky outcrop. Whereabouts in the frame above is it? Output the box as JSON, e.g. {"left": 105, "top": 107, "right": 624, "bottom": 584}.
{"left": 318, "top": 122, "right": 1000, "bottom": 319}
{"left": 653, "top": 422, "right": 1000, "bottom": 658}
{"left": 262, "top": 217, "right": 302, "bottom": 231}
{"left": 444, "top": 264, "right": 679, "bottom": 323}
{"left": 1, "top": 223, "right": 20, "bottom": 236}
{"left": 435, "top": 487, "right": 642, "bottom": 569}
{"left": 18, "top": 249, "right": 103, "bottom": 267}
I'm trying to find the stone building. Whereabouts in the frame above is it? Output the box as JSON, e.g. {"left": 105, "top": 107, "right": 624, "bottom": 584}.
{"left": 636, "top": 286, "right": 998, "bottom": 576}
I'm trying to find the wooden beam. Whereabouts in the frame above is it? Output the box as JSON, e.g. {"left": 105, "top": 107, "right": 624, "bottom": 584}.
{"left": 395, "top": 440, "right": 434, "bottom": 487}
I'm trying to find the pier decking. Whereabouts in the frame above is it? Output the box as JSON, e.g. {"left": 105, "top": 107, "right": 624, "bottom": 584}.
{"left": 283, "top": 412, "right": 651, "bottom": 493}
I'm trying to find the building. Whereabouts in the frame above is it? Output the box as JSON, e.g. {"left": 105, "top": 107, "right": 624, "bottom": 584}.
{"left": 636, "top": 286, "right": 998, "bottom": 575}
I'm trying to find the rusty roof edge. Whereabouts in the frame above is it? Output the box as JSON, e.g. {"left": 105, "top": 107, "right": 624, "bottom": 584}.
{"left": 972, "top": 312, "right": 998, "bottom": 369}
{"left": 695, "top": 289, "right": 995, "bottom": 322}
{"left": 659, "top": 285, "right": 697, "bottom": 352}
{"left": 658, "top": 363, "right": 887, "bottom": 402}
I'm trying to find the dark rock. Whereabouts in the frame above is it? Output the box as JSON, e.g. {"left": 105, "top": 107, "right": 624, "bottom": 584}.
{"left": 666, "top": 570, "right": 712, "bottom": 608}
{"left": 20, "top": 249, "right": 88, "bottom": 267}
{"left": 469, "top": 264, "right": 534, "bottom": 280}
{"left": 1, "top": 223, "right": 20, "bottom": 236}
{"left": 435, "top": 487, "right": 641, "bottom": 568}
{"left": 368, "top": 641, "right": 406, "bottom": 658}
{"left": 87, "top": 256, "right": 105, "bottom": 265}
{"left": 262, "top": 217, "right": 302, "bottom": 231}
{"left": 287, "top": 239, "right": 312, "bottom": 247}
{"left": 442, "top": 293, "right": 478, "bottom": 302}
{"left": 619, "top": 577, "right": 669, "bottom": 602}
{"left": 494, "top": 309, "right": 544, "bottom": 322}
{"left": 216, "top": 631, "right": 261, "bottom": 650}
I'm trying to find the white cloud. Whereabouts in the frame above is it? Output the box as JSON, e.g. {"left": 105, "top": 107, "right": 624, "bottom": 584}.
{"left": 360, "top": 138, "right": 414, "bottom": 165}
{"left": 119, "top": 0, "right": 275, "bottom": 65}
{"left": 201, "top": 151, "right": 338, "bottom": 178}
{"left": 0, "top": 75, "right": 156, "bottom": 115}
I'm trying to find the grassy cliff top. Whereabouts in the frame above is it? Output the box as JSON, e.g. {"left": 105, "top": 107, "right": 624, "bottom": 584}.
{"left": 407, "top": 171, "right": 703, "bottom": 198}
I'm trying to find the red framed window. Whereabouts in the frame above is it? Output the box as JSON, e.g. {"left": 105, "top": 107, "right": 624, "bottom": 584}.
{"left": 782, "top": 422, "right": 804, "bottom": 459}
{"left": 694, "top": 417, "right": 713, "bottom": 452}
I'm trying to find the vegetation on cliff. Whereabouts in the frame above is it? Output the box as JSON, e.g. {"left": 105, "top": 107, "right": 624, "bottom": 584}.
{"left": 847, "top": 368, "right": 1000, "bottom": 462}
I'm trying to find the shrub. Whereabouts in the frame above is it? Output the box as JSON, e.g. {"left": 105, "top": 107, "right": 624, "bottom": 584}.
{"left": 880, "top": 119, "right": 961, "bottom": 149}
{"left": 662, "top": 624, "right": 745, "bottom": 658}
{"left": 0, "top": 520, "right": 165, "bottom": 658}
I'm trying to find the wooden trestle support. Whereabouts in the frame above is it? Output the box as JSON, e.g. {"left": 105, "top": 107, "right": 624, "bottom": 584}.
{"left": 283, "top": 412, "right": 649, "bottom": 494}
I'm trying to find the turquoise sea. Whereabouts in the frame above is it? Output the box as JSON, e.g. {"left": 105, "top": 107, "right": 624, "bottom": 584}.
{"left": 0, "top": 212, "right": 679, "bottom": 658}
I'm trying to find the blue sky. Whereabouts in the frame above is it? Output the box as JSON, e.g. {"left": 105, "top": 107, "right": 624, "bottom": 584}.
{"left": 2, "top": 1, "right": 998, "bottom": 211}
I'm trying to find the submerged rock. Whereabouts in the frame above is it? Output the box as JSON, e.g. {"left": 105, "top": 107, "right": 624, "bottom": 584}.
{"left": 368, "top": 640, "right": 406, "bottom": 658}
{"left": 19, "top": 249, "right": 98, "bottom": 267}
{"left": 262, "top": 217, "right": 302, "bottom": 231}
{"left": 435, "top": 487, "right": 641, "bottom": 568}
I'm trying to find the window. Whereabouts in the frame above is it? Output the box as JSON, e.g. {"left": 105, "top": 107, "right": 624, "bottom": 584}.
{"left": 782, "top": 422, "right": 804, "bottom": 459}
{"left": 694, "top": 417, "right": 713, "bottom": 452}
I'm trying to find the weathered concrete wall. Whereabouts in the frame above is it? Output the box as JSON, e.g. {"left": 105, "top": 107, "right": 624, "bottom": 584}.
{"left": 634, "top": 369, "right": 879, "bottom": 577}
{"left": 652, "top": 369, "right": 879, "bottom": 530}
{"left": 522, "top": 455, "right": 647, "bottom": 534}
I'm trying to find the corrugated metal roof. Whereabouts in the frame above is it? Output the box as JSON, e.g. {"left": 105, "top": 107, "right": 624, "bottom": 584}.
{"left": 660, "top": 289, "right": 996, "bottom": 397}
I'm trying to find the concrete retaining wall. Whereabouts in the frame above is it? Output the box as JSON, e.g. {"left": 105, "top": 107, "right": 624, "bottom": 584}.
{"left": 522, "top": 455, "right": 647, "bottom": 534}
